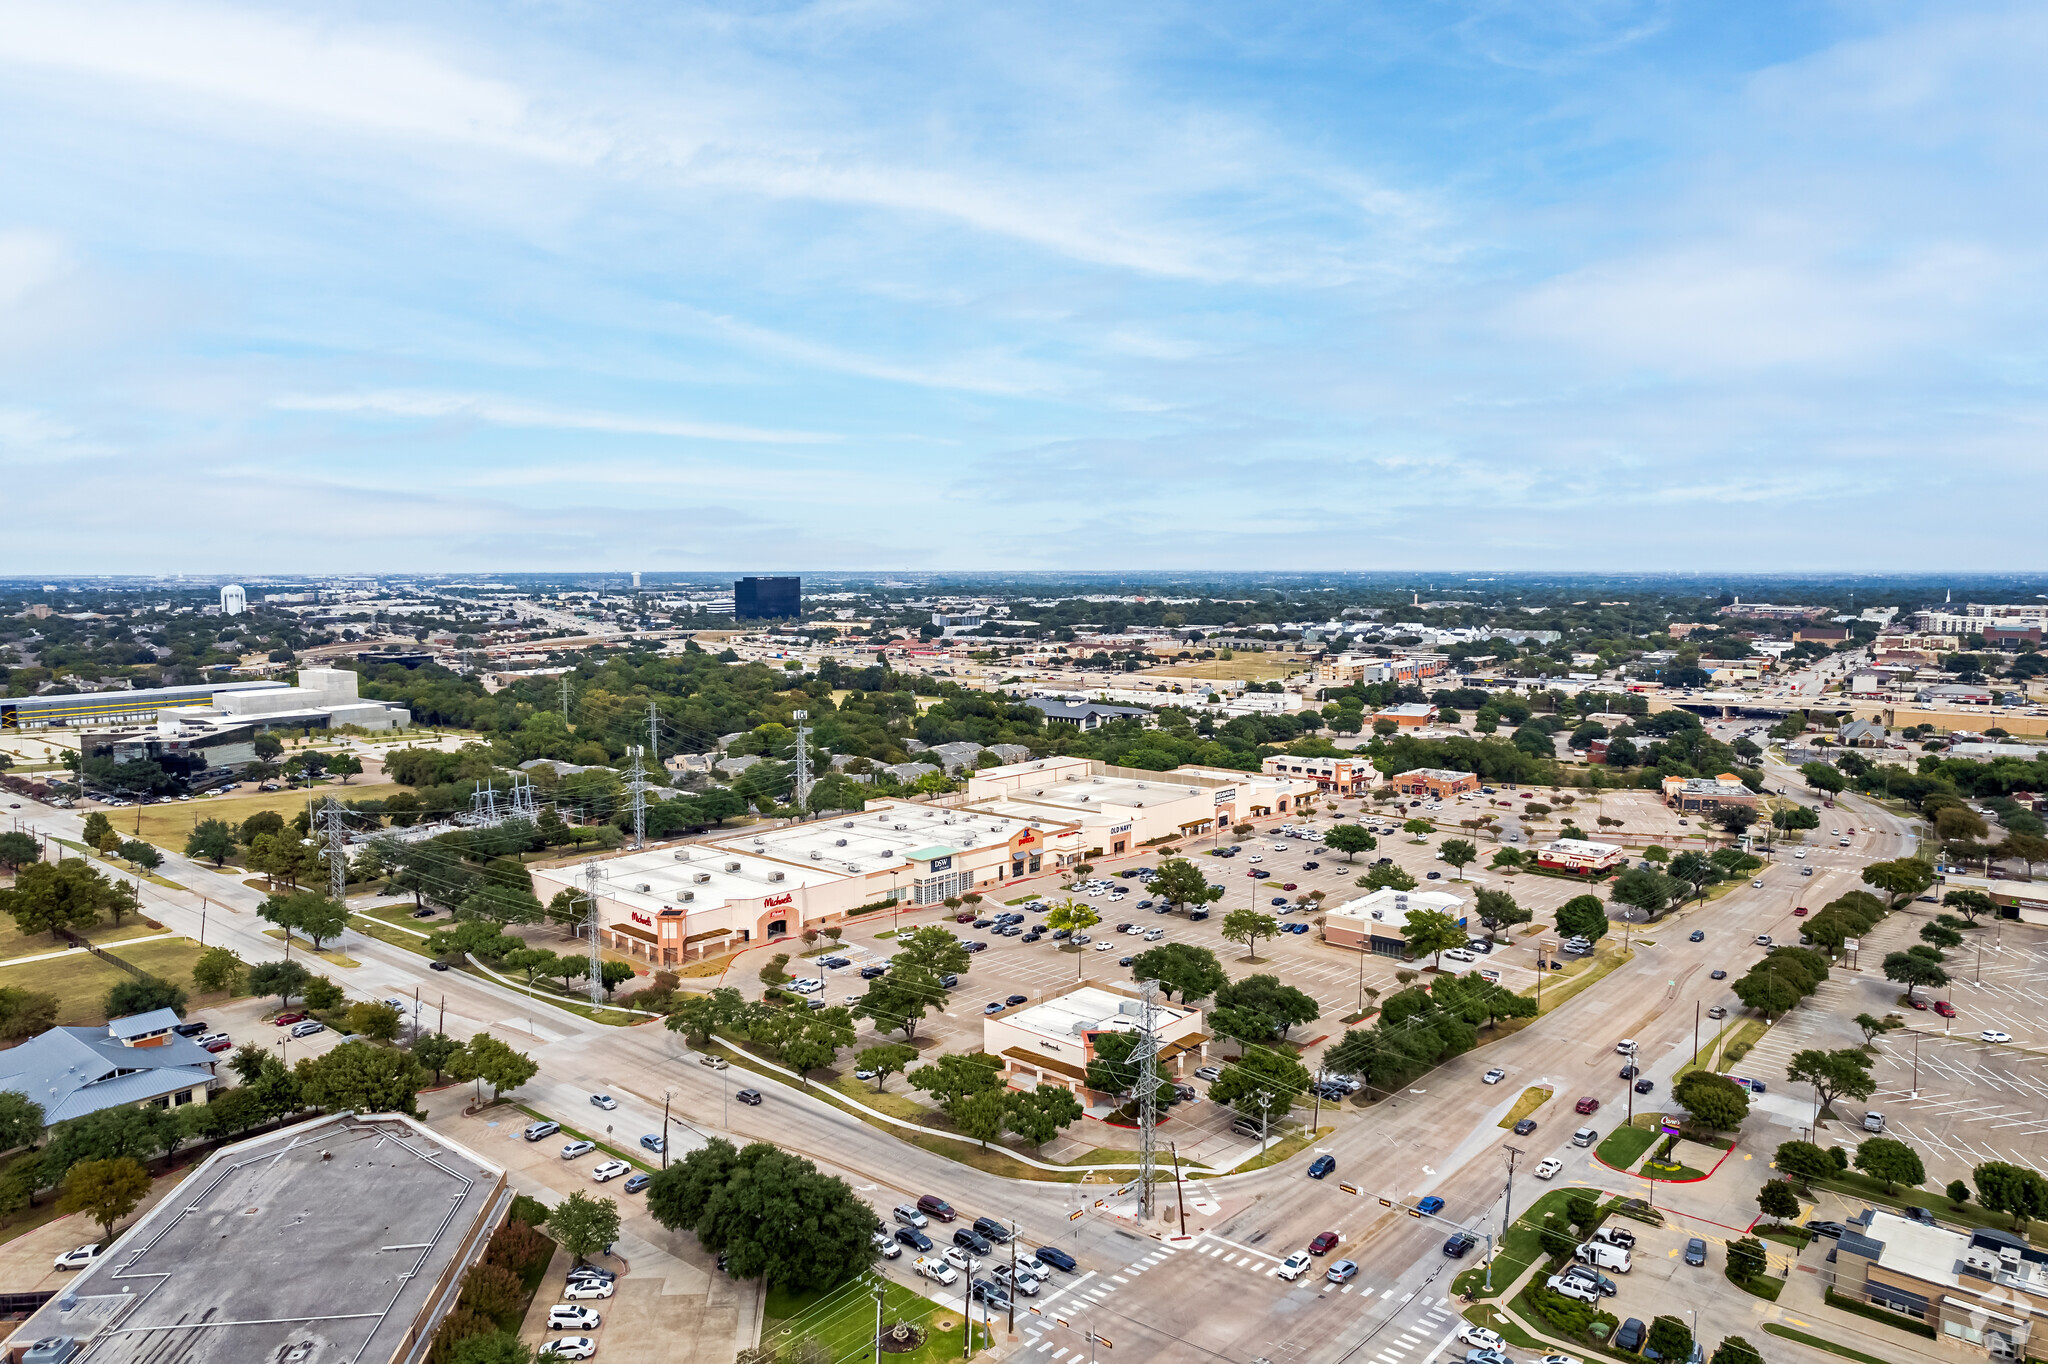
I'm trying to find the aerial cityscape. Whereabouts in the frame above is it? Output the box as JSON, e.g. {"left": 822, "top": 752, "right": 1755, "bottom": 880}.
{"left": 4, "top": 6, "right": 2046, "bottom": 1364}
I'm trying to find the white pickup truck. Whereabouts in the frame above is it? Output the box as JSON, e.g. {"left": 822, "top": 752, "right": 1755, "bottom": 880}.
{"left": 914, "top": 1256, "right": 959, "bottom": 1286}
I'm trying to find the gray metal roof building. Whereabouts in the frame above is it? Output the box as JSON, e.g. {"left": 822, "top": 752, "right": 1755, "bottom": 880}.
{"left": 0, "top": 1019, "right": 219, "bottom": 1124}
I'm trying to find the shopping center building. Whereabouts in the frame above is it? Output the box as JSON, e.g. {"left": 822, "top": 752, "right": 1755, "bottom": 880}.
{"left": 531, "top": 757, "right": 1319, "bottom": 966}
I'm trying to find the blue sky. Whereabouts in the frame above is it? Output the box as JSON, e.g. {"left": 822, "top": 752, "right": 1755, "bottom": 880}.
{"left": 1, "top": 1, "right": 2042, "bottom": 574}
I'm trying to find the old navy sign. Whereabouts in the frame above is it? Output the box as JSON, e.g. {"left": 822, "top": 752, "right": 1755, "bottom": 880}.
{"left": 764, "top": 891, "right": 795, "bottom": 909}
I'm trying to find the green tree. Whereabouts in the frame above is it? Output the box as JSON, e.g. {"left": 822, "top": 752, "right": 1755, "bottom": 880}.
{"left": 1920, "top": 920, "right": 1964, "bottom": 952}
{"left": 649, "top": 1140, "right": 876, "bottom": 1292}
{"left": 57, "top": 1157, "right": 151, "bottom": 1240}
{"left": 664, "top": 990, "right": 737, "bottom": 1046}
{"left": 1438, "top": 838, "right": 1477, "bottom": 880}
{"left": 907, "top": 1052, "right": 1004, "bottom": 1113}
{"left": 1673, "top": 1070, "right": 1750, "bottom": 1132}
{"left": 1881, "top": 949, "right": 1949, "bottom": 1001}
{"left": 445, "top": 1335, "right": 532, "bottom": 1364}
{"left": 1402, "top": 818, "right": 1434, "bottom": 839}
{"left": 1004, "top": 1084, "right": 1083, "bottom": 1148}
{"left": 247, "top": 959, "right": 312, "bottom": 1008}
{"left": 1472, "top": 888, "right": 1530, "bottom": 943}
{"left": 81, "top": 812, "right": 116, "bottom": 847}
{"left": 952, "top": 1088, "right": 1011, "bottom": 1147}
{"left": 1129, "top": 943, "right": 1227, "bottom": 1003}
{"left": 1610, "top": 867, "right": 1677, "bottom": 919}
{"left": 0, "top": 986, "right": 58, "bottom": 1041}
{"left": 1724, "top": 1238, "right": 1767, "bottom": 1284}
{"left": 500, "top": 948, "right": 558, "bottom": 992}
{"left": 455, "top": 1033, "right": 539, "bottom": 1102}
{"left": 549, "top": 1190, "right": 622, "bottom": 1264}
{"left": 1975, "top": 1161, "right": 2048, "bottom": 1230}
{"left": 1045, "top": 899, "right": 1101, "bottom": 975}
{"left": 1322, "top": 825, "right": 1377, "bottom": 862}
{"left": 1854, "top": 1012, "right": 1903, "bottom": 1047}
{"left": 191, "top": 946, "right": 244, "bottom": 995}
{"left": 259, "top": 889, "right": 348, "bottom": 956}
{"left": 1798, "top": 761, "right": 1846, "bottom": 795}
{"left": 104, "top": 975, "right": 187, "bottom": 1020}
{"left": 1357, "top": 862, "right": 1417, "bottom": 893}
{"left": 1943, "top": 888, "right": 1995, "bottom": 924}
{"left": 1149, "top": 858, "right": 1223, "bottom": 911}
{"left": 1863, "top": 858, "right": 1935, "bottom": 910}
{"left": 598, "top": 958, "right": 635, "bottom": 1001}
{"left": 1710, "top": 1337, "right": 1765, "bottom": 1364}
{"left": 1554, "top": 894, "right": 1609, "bottom": 942}
{"left": 0, "top": 1092, "right": 46, "bottom": 1153}
{"left": 0, "top": 858, "right": 113, "bottom": 938}
{"left": 412, "top": 1031, "right": 462, "bottom": 1084}
{"left": 1854, "top": 1137, "right": 1926, "bottom": 1194}
{"left": 294, "top": 1040, "right": 426, "bottom": 1116}
{"left": 1773, "top": 1139, "right": 1835, "bottom": 1190}
{"left": 117, "top": 839, "right": 162, "bottom": 872}
{"left": 1787, "top": 1048, "right": 1875, "bottom": 1117}
{"left": 1398, "top": 907, "right": 1467, "bottom": 968}
{"left": 1213, "top": 974, "right": 1321, "bottom": 1037}
{"left": 1645, "top": 1316, "right": 1693, "bottom": 1364}
{"left": 303, "top": 975, "right": 344, "bottom": 1011}
{"left": 1756, "top": 1179, "right": 1801, "bottom": 1220}
{"left": 344, "top": 1000, "right": 404, "bottom": 1041}
{"left": 1220, "top": 908, "right": 1281, "bottom": 962}
{"left": 1667, "top": 851, "right": 1718, "bottom": 903}
{"left": 1208, "top": 1047, "right": 1311, "bottom": 1123}
{"left": 854, "top": 1042, "right": 919, "bottom": 1091}
{"left": 0, "top": 831, "right": 38, "bottom": 871}
{"left": 1947, "top": 1180, "right": 1971, "bottom": 1208}
{"left": 853, "top": 968, "right": 943, "bottom": 1040}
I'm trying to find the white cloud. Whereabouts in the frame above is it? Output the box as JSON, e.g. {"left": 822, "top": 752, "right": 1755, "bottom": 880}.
{"left": 271, "top": 391, "right": 838, "bottom": 445}
{"left": 0, "top": 229, "right": 70, "bottom": 308}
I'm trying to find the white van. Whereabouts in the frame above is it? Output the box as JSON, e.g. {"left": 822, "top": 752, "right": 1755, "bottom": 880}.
{"left": 1614, "top": 1039, "right": 1638, "bottom": 1056}
{"left": 1574, "top": 1241, "right": 1631, "bottom": 1273}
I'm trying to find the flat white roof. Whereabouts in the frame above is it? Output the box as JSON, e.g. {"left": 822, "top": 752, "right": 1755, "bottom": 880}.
{"left": 569, "top": 845, "right": 850, "bottom": 913}
{"left": 1866, "top": 1210, "right": 1966, "bottom": 1286}
{"left": 1327, "top": 888, "right": 1468, "bottom": 928}
{"left": 1002, "top": 986, "right": 1188, "bottom": 1042}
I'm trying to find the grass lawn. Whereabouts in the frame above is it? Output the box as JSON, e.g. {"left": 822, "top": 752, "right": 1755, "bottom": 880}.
{"left": 8, "top": 937, "right": 212, "bottom": 1026}
{"left": 1498, "top": 1086, "right": 1553, "bottom": 1129}
{"left": 1594, "top": 1125, "right": 1659, "bottom": 1169}
{"left": 1732, "top": 1269, "right": 1783, "bottom": 1301}
{"left": 1527, "top": 944, "right": 1633, "bottom": 1016}
{"left": 1640, "top": 1158, "right": 1707, "bottom": 1180}
{"left": 259, "top": 927, "right": 360, "bottom": 967}
{"left": 132, "top": 782, "right": 398, "bottom": 852}
{"left": 1762, "top": 1323, "right": 1888, "bottom": 1363}
{"left": 0, "top": 914, "right": 166, "bottom": 963}
{"left": 763, "top": 1276, "right": 967, "bottom": 1364}
{"left": 1452, "top": 1187, "right": 1584, "bottom": 1299}
{"left": 1229, "top": 1125, "right": 1332, "bottom": 1175}
{"left": 1143, "top": 656, "right": 1307, "bottom": 684}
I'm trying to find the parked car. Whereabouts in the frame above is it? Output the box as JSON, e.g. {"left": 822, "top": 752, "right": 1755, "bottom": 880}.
{"left": 523, "top": 1121, "right": 561, "bottom": 1141}
{"left": 1934, "top": 1000, "right": 1957, "bottom": 1018}
{"left": 1804, "top": 1220, "right": 1848, "bottom": 1240}
{"left": 1276, "top": 1252, "right": 1313, "bottom": 1281}
{"left": 1982, "top": 1030, "right": 2014, "bottom": 1044}
{"left": 1308, "top": 1231, "right": 1340, "bottom": 1255}
{"left": 623, "top": 1172, "right": 651, "bottom": 1194}
{"left": 1613, "top": 1318, "right": 1646, "bottom": 1352}
{"left": 561, "top": 1279, "right": 615, "bottom": 1301}
{"left": 590, "top": 1160, "right": 630, "bottom": 1182}
{"left": 561, "top": 1140, "right": 596, "bottom": 1160}
{"left": 53, "top": 1244, "right": 103, "bottom": 1271}
{"left": 548, "top": 1305, "right": 602, "bottom": 1331}
{"left": 538, "top": 1338, "right": 596, "bottom": 1360}
{"left": 289, "top": 1020, "right": 326, "bottom": 1038}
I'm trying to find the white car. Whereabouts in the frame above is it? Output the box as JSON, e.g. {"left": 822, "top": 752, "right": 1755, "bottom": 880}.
{"left": 562, "top": 1279, "right": 616, "bottom": 1300}
{"left": 1982, "top": 1030, "right": 2014, "bottom": 1044}
{"left": 1751, "top": 879, "right": 1763, "bottom": 888}
{"left": 589, "top": 1094, "right": 617, "bottom": 1110}
{"left": 872, "top": 1231, "right": 901, "bottom": 1259}
{"left": 538, "top": 1340, "right": 596, "bottom": 1360}
{"left": 561, "top": 1140, "right": 596, "bottom": 1160}
{"left": 1271, "top": 843, "right": 1290, "bottom": 851}
{"left": 1442, "top": 949, "right": 1476, "bottom": 964}
{"left": 1534, "top": 1355, "right": 1584, "bottom": 1364}
{"left": 1276, "top": 1252, "right": 1312, "bottom": 1281}
{"left": 1094, "top": 942, "right": 1115, "bottom": 952}
{"left": 1460, "top": 1326, "right": 1507, "bottom": 1352}
{"left": 1482, "top": 1069, "right": 1506, "bottom": 1085}
{"left": 1248, "top": 855, "right": 1264, "bottom": 863}
{"left": 548, "top": 1305, "right": 603, "bottom": 1331}
{"left": 943, "top": 1246, "right": 982, "bottom": 1273}
{"left": 53, "top": 1244, "right": 103, "bottom": 1271}
{"left": 1534, "top": 1158, "right": 1563, "bottom": 1181}
{"left": 590, "top": 1160, "right": 631, "bottom": 1182}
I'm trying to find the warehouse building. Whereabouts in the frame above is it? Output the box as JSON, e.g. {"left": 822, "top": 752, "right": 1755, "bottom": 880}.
{"left": 3, "top": 1112, "right": 508, "bottom": 1364}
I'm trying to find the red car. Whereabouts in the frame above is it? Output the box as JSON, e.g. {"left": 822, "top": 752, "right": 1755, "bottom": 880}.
{"left": 1908, "top": 998, "right": 1929, "bottom": 1011}
{"left": 273, "top": 1012, "right": 306, "bottom": 1026}
{"left": 1282, "top": 882, "right": 1298, "bottom": 891}
{"left": 1934, "top": 1000, "right": 1958, "bottom": 1018}
{"left": 1308, "top": 1232, "right": 1339, "bottom": 1256}
{"left": 956, "top": 913, "right": 977, "bottom": 923}
{"left": 204, "top": 1037, "right": 234, "bottom": 1053}
{"left": 1792, "top": 906, "right": 1809, "bottom": 916}
{"left": 1575, "top": 1096, "right": 1600, "bottom": 1114}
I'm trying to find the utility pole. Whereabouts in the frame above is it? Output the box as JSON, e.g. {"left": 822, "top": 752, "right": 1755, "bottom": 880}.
{"left": 872, "top": 1278, "right": 885, "bottom": 1363}
{"left": 1501, "top": 1144, "right": 1524, "bottom": 1258}
{"left": 1256, "top": 1089, "right": 1275, "bottom": 1153}
{"left": 662, "top": 1089, "right": 674, "bottom": 1169}
{"left": 561, "top": 675, "right": 570, "bottom": 724}
{"left": 582, "top": 861, "right": 606, "bottom": 1006}
{"left": 791, "top": 709, "right": 813, "bottom": 812}
{"left": 1007, "top": 1221, "right": 1018, "bottom": 1335}
{"left": 1170, "top": 1142, "right": 1188, "bottom": 1236}
{"left": 1135, "top": 975, "right": 1160, "bottom": 1221}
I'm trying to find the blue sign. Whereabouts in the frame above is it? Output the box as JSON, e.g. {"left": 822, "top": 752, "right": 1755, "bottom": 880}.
{"left": 928, "top": 855, "right": 952, "bottom": 872}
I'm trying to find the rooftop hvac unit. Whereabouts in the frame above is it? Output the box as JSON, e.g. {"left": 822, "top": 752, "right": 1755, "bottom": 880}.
{"left": 810, "top": 851, "right": 823, "bottom": 860}
{"left": 768, "top": 871, "right": 785, "bottom": 882}
{"left": 693, "top": 872, "right": 711, "bottom": 883}
{"left": 880, "top": 850, "right": 893, "bottom": 858}
{"left": 680, "top": 890, "right": 695, "bottom": 902}
{"left": 672, "top": 850, "right": 691, "bottom": 861}
{"left": 1136, "top": 782, "right": 1147, "bottom": 789}
{"left": 1092, "top": 777, "right": 1103, "bottom": 784}
{"left": 843, "top": 821, "right": 855, "bottom": 828}
{"left": 835, "top": 839, "right": 848, "bottom": 847}
{"left": 845, "top": 863, "right": 861, "bottom": 872}
{"left": 1078, "top": 795, "right": 1090, "bottom": 802}
{"left": 894, "top": 823, "right": 908, "bottom": 831}
{"left": 753, "top": 836, "right": 765, "bottom": 844}
{"left": 1033, "top": 789, "right": 1044, "bottom": 796}
{"left": 635, "top": 882, "right": 651, "bottom": 892}
{"left": 724, "top": 861, "right": 741, "bottom": 872}
{"left": 1965, "top": 1250, "right": 2001, "bottom": 1274}
{"left": 1134, "top": 802, "right": 1144, "bottom": 807}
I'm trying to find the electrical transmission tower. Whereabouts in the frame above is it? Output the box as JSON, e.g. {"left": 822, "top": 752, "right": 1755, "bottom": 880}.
{"left": 469, "top": 779, "right": 500, "bottom": 826}
{"left": 791, "top": 709, "right": 813, "bottom": 811}
{"left": 581, "top": 861, "right": 606, "bottom": 1005}
{"left": 1135, "top": 974, "right": 1161, "bottom": 1221}
{"left": 560, "top": 675, "right": 571, "bottom": 723}
{"left": 627, "top": 745, "right": 648, "bottom": 850}
{"left": 323, "top": 795, "right": 347, "bottom": 904}
{"left": 507, "top": 774, "right": 538, "bottom": 821}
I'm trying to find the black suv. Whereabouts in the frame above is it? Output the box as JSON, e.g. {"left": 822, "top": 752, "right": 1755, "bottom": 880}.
{"left": 973, "top": 1217, "right": 1010, "bottom": 1243}
{"left": 953, "top": 1228, "right": 992, "bottom": 1254}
